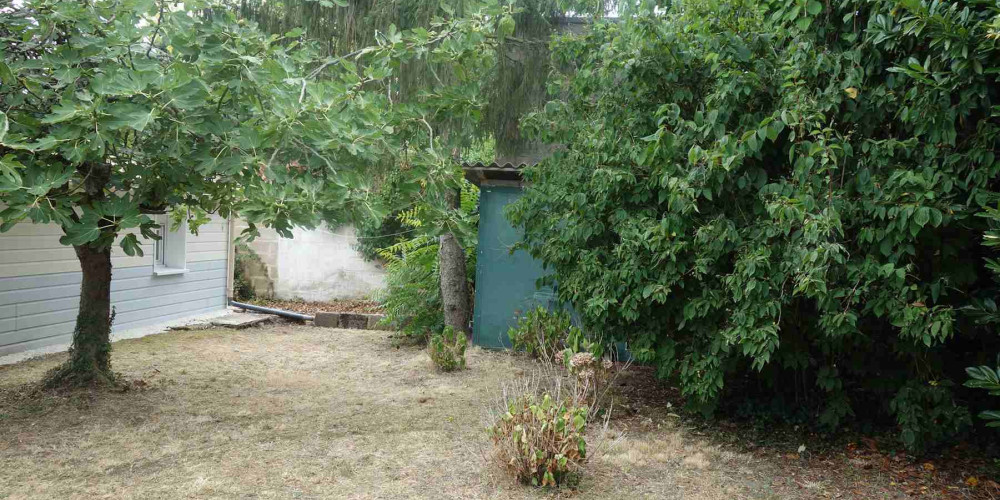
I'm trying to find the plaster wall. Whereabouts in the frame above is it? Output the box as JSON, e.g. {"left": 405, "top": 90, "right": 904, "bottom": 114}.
{"left": 237, "top": 222, "right": 385, "bottom": 301}
{"left": 274, "top": 224, "right": 385, "bottom": 301}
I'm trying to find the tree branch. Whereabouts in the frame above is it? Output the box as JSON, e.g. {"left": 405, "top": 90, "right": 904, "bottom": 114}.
{"left": 145, "top": 0, "right": 166, "bottom": 57}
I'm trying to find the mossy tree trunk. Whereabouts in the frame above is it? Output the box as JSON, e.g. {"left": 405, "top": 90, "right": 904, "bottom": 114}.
{"left": 44, "top": 243, "right": 116, "bottom": 387}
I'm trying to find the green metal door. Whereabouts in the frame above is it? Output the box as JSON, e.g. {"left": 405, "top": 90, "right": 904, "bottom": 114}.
{"left": 472, "top": 185, "right": 554, "bottom": 348}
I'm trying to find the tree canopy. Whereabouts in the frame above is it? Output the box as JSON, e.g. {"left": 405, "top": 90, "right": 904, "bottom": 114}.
{"left": 0, "top": 0, "right": 502, "bottom": 383}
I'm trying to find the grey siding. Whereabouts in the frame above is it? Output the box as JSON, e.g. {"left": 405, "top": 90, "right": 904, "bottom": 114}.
{"left": 0, "top": 260, "right": 228, "bottom": 356}
{"left": 0, "top": 214, "right": 232, "bottom": 358}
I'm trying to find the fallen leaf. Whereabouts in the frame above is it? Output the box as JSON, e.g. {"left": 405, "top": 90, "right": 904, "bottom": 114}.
{"left": 966, "top": 476, "right": 979, "bottom": 488}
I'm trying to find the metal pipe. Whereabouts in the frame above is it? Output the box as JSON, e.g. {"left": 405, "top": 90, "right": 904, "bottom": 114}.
{"left": 229, "top": 299, "right": 315, "bottom": 322}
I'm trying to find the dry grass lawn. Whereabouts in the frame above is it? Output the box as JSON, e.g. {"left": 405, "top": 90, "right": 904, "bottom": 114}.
{"left": 0, "top": 324, "right": 853, "bottom": 499}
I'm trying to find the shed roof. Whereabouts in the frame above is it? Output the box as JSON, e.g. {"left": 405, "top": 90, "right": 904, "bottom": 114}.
{"left": 461, "top": 161, "right": 527, "bottom": 186}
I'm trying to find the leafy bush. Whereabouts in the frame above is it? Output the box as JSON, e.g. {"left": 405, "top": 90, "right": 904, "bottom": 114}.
{"left": 507, "top": 307, "right": 581, "bottom": 361}
{"left": 506, "top": 0, "right": 1000, "bottom": 451}
{"left": 429, "top": 326, "right": 468, "bottom": 372}
{"left": 889, "top": 381, "right": 971, "bottom": 454}
{"left": 232, "top": 274, "right": 256, "bottom": 302}
{"left": 488, "top": 393, "right": 588, "bottom": 487}
{"left": 965, "top": 363, "right": 1000, "bottom": 428}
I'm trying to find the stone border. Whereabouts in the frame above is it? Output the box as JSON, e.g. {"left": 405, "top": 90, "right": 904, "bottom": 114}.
{"left": 314, "top": 312, "right": 389, "bottom": 330}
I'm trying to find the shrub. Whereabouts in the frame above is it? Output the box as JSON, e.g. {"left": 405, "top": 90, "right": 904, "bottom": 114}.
{"left": 488, "top": 393, "right": 588, "bottom": 487}
{"left": 889, "top": 381, "right": 971, "bottom": 454}
{"left": 508, "top": 307, "right": 581, "bottom": 361}
{"left": 429, "top": 326, "right": 467, "bottom": 372}
{"left": 354, "top": 211, "right": 407, "bottom": 263}
{"left": 232, "top": 275, "right": 255, "bottom": 302}
{"left": 506, "top": 0, "right": 1000, "bottom": 451}
{"left": 566, "top": 351, "right": 615, "bottom": 408}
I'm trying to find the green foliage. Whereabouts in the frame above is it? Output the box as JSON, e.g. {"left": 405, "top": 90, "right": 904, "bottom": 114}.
{"left": 488, "top": 393, "right": 588, "bottom": 488}
{"left": 374, "top": 182, "right": 479, "bottom": 337}
{"left": 965, "top": 362, "right": 1000, "bottom": 428}
{"left": 508, "top": 306, "right": 581, "bottom": 360}
{"left": 377, "top": 237, "right": 444, "bottom": 336}
{"left": 889, "top": 381, "right": 971, "bottom": 454}
{"left": 0, "top": 0, "right": 507, "bottom": 383}
{"left": 234, "top": 0, "right": 610, "bottom": 158}
{"left": 507, "top": 0, "right": 1000, "bottom": 451}
{"left": 428, "top": 325, "right": 468, "bottom": 371}
{"left": 962, "top": 178, "right": 1000, "bottom": 431}
{"left": 0, "top": 0, "right": 370, "bottom": 249}
{"left": 1, "top": 0, "right": 507, "bottom": 250}
{"left": 354, "top": 212, "right": 407, "bottom": 262}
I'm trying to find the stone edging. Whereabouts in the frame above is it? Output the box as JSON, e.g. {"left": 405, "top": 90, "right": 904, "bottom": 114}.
{"left": 314, "top": 312, "right": 389, "bottom": 330}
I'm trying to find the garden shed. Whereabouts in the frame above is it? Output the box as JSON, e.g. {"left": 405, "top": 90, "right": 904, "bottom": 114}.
{"left": 463, "top": 161, "right": 555, "bottom": 349}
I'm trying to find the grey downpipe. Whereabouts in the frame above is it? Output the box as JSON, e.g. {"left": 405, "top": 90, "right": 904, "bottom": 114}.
{"left": 229, "top": 299, "right": 315, "bottom": 322}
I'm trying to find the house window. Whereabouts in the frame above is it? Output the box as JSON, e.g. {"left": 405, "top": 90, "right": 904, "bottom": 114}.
{"left": 152, "top": 212, "right": 188, "bottom": 276}
{"left": 153, "top": 214, "right": 166, "bottom": 266}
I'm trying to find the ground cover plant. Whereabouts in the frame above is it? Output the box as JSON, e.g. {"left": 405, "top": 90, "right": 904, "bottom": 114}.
{"left": 507, "top": 0, "right": 1000, "bottom": 453}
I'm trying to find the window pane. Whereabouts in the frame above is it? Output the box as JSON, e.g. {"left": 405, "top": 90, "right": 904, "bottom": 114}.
{"left": 153, "top": 215, "right": 165, "bottom": 265}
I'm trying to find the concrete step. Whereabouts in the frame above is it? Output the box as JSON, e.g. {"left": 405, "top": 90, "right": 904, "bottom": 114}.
{"left": 208, "top": 312, "right": 277, "bottom": 329}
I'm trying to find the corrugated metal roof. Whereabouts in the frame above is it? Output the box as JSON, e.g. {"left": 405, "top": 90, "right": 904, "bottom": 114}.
{"left": 461, "top": 161, "right": 528, "bottom": 185}
{"left": 461, "top": 161, "right": 528, "bottom": 171}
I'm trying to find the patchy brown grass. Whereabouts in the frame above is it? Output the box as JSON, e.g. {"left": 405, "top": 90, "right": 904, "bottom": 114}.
{"left": 0, "top": 324, "right": 926, "bottom": 499}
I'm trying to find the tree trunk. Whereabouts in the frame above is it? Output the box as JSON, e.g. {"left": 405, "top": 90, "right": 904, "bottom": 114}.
{"left": 439, "top": 184, "right": 470, "bottom": 337}
{"left": 439, "top": 231, "right": 470, "bottom": 337}
{"left": 43, "top": 244, "right": 116, "bottom": 388}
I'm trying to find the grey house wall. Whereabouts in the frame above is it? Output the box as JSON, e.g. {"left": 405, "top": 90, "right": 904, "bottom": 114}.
{"left": 0, "top": 217, "right": 231, "bottom": 357}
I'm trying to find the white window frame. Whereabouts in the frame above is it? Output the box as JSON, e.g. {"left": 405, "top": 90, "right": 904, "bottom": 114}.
{"left": 152, "top": 212, "right": 188, "bottom": 276}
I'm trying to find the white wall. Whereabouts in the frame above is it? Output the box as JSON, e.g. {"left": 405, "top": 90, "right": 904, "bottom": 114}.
{"left": 236, "top": 222, "right": 385, "bottom": 302}
{"left": 273, "top": 224, "right": 385, "bottom": 301}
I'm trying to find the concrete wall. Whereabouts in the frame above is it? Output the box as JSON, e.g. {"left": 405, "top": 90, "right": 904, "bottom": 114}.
{"left": 0, "top": 216, "right": 232, "bottom": 356}
{"left": 236, "top": 222, "right": 385, "bottom": 302}
{"left": 236, "top": 225, "right": 280, "bottom": 298}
